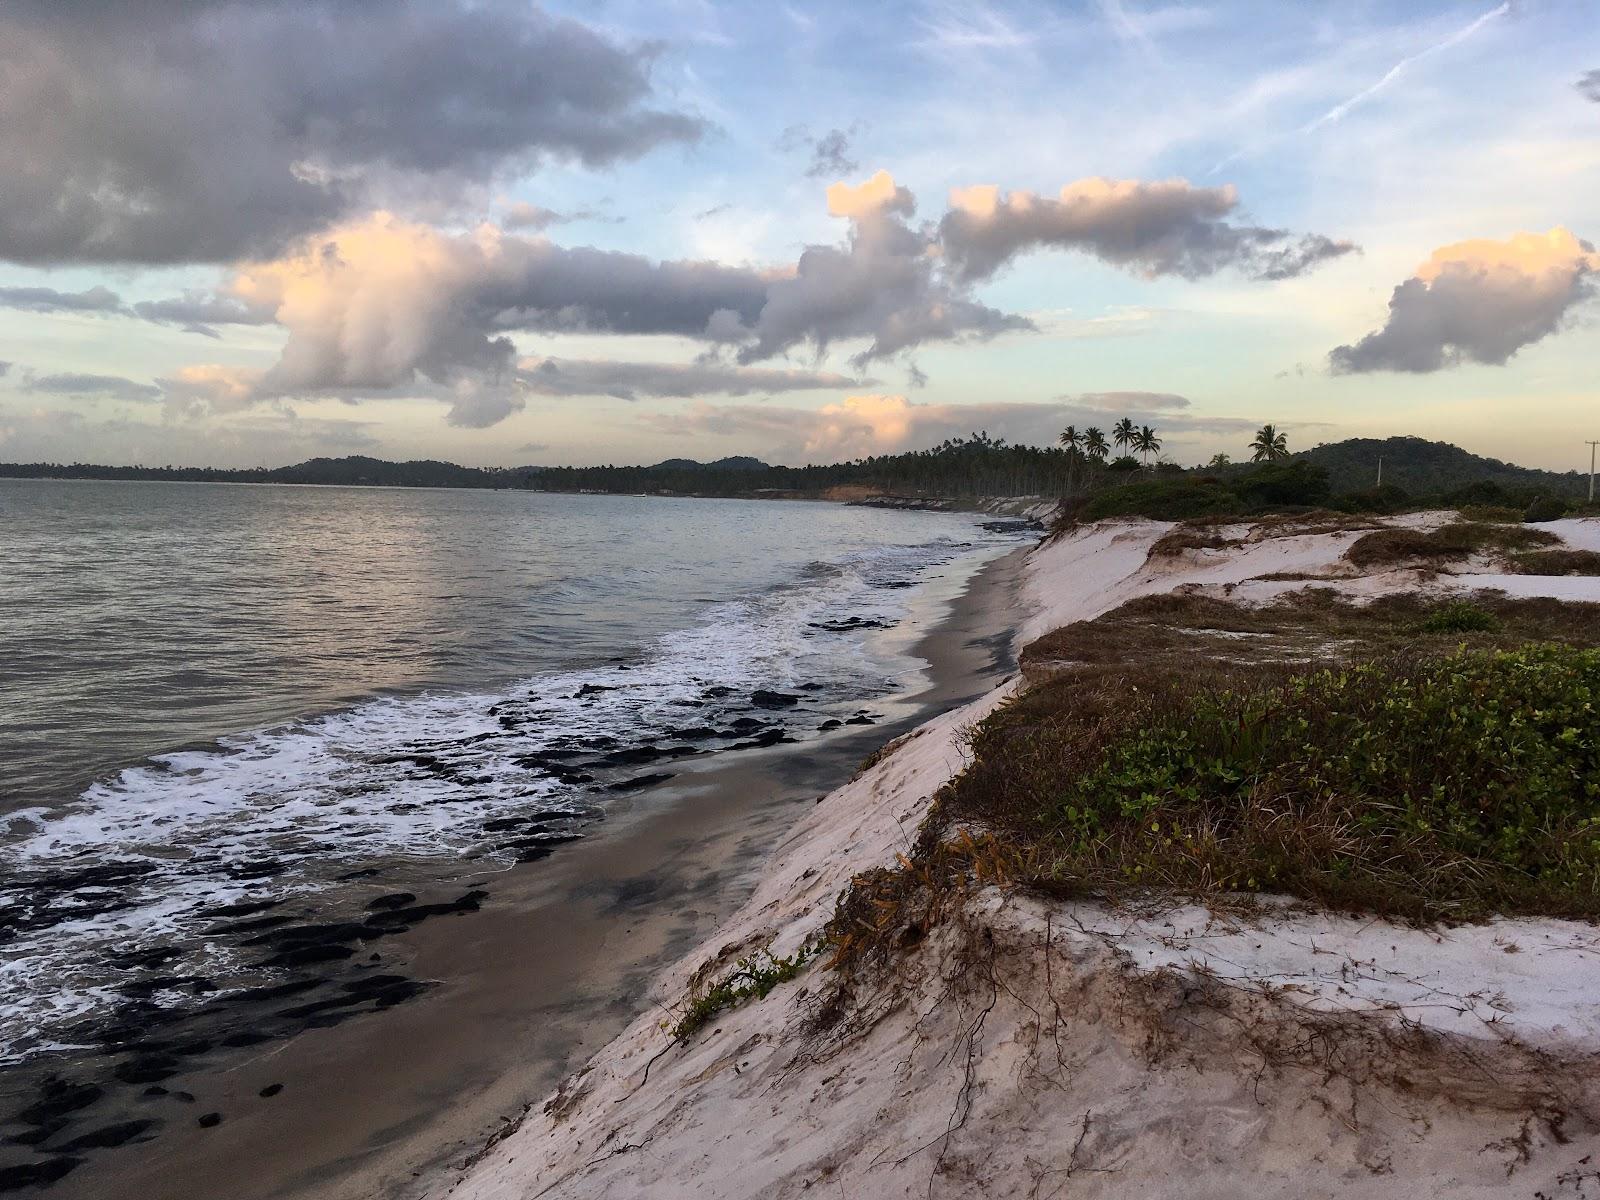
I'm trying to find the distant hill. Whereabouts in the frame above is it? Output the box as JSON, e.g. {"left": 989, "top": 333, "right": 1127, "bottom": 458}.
{"left": 1291, "top": 437, "right": 1588, "bottom": 498}
{"left": 0, "top": 437, "right": 1588, "bottom": 503}
{"left": 650, "top": 456, "right": 771, "bottom": 472}
{"left": 271, "top": 456, "right": 497, "bottom": 488}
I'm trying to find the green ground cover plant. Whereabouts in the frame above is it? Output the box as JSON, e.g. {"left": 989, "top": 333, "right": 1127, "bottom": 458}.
{"left": 840, "top": 590, "right": 1600, "bottom": 938}
{"left": 671, "top": 944, "right": 818, "bottom": 1042}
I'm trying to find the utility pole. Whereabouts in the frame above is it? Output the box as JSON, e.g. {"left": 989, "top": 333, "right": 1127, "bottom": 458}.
{"left": 1588, "top": 440, "right": 1599, "bottom": 504}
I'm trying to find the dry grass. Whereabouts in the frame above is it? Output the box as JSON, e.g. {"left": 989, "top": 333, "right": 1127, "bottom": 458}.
{"left": 1509, "top": 549, "right": 1600, "bottom": 577}
{"left": 1148, "top": 530, "right": 1234, "bottom": 557}
{"left": 1345, "top": 522, "right": 1559, "bottom": 569}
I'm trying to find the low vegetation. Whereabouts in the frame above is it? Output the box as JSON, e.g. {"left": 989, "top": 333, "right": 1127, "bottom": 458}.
{"left": 1345, "top": 521, "right": 1560, "bottom": 569}
{"left": 1511, "top": 549, "right": 1600, "bottom": 577}
{"left": 823, "top": 590, "right": 1600, "bottom": 984}
{"left": 671, "top": 944, "right": 817, "bottom": 1042}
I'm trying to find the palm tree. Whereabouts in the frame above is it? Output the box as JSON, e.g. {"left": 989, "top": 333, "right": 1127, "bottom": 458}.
{"left": 1134, "top": 425, "right": 1162, "bottom": 467}
{"left": 1250, "top": 424, "right": 1289, "bottom": 462}
{"left": 1058, "top": 425, "right": 1082, "bottom": 453}
{"left": 1082, "top": 427, "right": 1109, "bottom": 461}
{"left": 1112, "top": 418, "right": 1136, "bottom": 457}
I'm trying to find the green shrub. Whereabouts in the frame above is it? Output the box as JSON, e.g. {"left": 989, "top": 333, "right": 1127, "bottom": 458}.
{"left": 1418, "top": 600, "right": 1499, "bottom": 633}
{"left": 1081, "top": 479, "right": 1242, "bottom": 521}
{"left": 1334, "top": 483, "right": 1412, "bottom": 514}
{"left": 1230, "top": 460, "right": 1331, "bottom": 508}
{"left": 1525, "top": 495, "right": 1569, "bottom": 523}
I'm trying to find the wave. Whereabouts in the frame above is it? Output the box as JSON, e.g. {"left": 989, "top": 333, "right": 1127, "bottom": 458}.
{"left": 0, "top": 524, "right": 1027, "bottom": 1063}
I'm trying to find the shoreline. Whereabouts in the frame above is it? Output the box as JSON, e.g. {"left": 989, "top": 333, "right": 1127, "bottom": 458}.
{"left": 48, "top": 543, "right": 1030, "bottom": 1200}
{"left": 444, "top": 513, "right": 1600, "bottom": 1200}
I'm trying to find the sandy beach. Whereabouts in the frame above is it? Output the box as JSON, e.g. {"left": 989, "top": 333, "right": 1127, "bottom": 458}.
{"left": 443, "top": 513, "right": 1600, "bottom": 1200}
{"left": 41, "top": 543, "right": 1029, "bottom": 1200}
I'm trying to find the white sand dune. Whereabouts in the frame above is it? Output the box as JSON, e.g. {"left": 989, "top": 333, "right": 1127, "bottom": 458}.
{"left": 443, "top": 515, "right": 1600, "bottom": 1200}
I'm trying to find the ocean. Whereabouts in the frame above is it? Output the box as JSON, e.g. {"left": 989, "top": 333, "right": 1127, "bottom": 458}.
{"left": 0, "top": 479, "right": 1028, "bottom": 1067}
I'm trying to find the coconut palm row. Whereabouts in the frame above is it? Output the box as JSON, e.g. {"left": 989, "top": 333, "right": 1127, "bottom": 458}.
{"left": 1058, "top": 418, "right": 1163, "bottom": 465}
{"left": 1058, "top": 421, "right": 1292, "bottom": 467}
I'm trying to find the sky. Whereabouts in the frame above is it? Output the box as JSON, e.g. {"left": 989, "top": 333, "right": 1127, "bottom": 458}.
{"left": 0, "top": 0, "right": 1596, "bottom": 471}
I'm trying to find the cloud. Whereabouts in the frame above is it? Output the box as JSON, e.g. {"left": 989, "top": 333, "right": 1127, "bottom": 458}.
{"left": 216, "top": 211, "right": 771, "bottom": 409}
{"left": 1329, "top": 228, "right": 1599, "bottom": 374}
{"left": 0, "top": 1, "right": 702, "bottom": 264}
{"left": 1302, "top": 3, "right": 1509, "bottom": 136}
{"left": 647, "top": 393, "right": 1262, "bottom": 463}
{"left": 938, "top": 178, "right": 1356, "bottom": 284}
{"left": 502, "top": 204, "right": 568, "bottom": 232}
{"left": 516, "top": 357, "right": 862, "bottom": 400}
{"left": 0, "top": 282, "right": 274, "bottom": 336}
{"left": 157, "top": 364, "right": 268, "bottom": 418}
{"left": 1580, "top": 70, "right": 1600, "bottom": 103}
{"left": 501, "top": 203, "right": 620, "bottom": 232}
{"left": 1068, "top": 391, "right": 1192, "bottom": 413}
{"left": 0, "top": 361, "right": 10, "bottom": 377}
{"left": 0, "top": 285, "right": 124, "bottom": 315}
{"left": 23, "top": 372, "right": 162, "bottom": 402}
{"left": 0, "top": 401, "right": 380, "bottom": 466}
{"left": 130, "top": 291, "right": 276, "bottom": 337}
{"left": 779, "top": 126, "right": 861, "bottom": 180}
{"left": 725, "top": 170, "right": 1030, "bottom": 366}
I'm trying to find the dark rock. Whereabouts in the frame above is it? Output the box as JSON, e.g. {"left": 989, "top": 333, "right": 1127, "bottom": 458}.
{"left": 365, "top": 893, "right": 416, "bottom": 911}
{"left": 573, "top": 683, "right": 616, "bottom": 698}
{"left": 141, "top": 1087, "right": 168, "bottom": 1098}
{"left": 259, "top": 1084, "right": 283, "bottom": 1098}
{"left": 14, "top": 1083, "right": 102, "bottom": 1126}
{"left": 0, "top": 1158, "right": 82, "bottom": 1191}
{"left": 819, "top": 720, "right": 843, "bottom": 731}
{"left": 56, "top": 1120, "right": 158, "bottom": 1151}
{"left": 480, "top": 817, "right": 527, "bottom": 832}
{"left": 201, "top": 899, "right": 282, "bottom": 919}
{"left": 219, "top": 1032, "right": 276, "bottom": 1048}
{"left": 261, "top": 944, "right": 356, "bottom": 968}
{"left": 668, "top": 726, "right": 718, "bottom": 740}
{"left": 608, "top": 773, "right": 674, "bottom": 792}
{"left": 197, "top": 1112, "right": 222, "bottom": 1128}
{"left": 114, "top": 1057, "right": 180, "bottom": 1085}
{"left": 6, "top": 1121, "right": 65, "bottom": 1147}
{"left": 750, "top": 690, "right": 800, "bottom": 709}
{"left": 845, "top": 715, "right": 877, "bottom": 726}
{"left": 204, "top": 915, "right": 294, "bottom": 936}
{"left": 218, "top": 979, "right": 320, "bottom": 1005}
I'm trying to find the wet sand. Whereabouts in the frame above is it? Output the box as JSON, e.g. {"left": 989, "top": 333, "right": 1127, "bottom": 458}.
{"left": 54, "top": 546, "right": 1027, "bottom": 1200}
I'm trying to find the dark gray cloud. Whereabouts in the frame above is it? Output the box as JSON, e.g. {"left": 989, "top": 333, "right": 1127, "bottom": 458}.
{"left": 0, "top": 1, "right": 703, "bottom": 264}
{"left": 25, "top": 372, "right": 162, "bottom": 401}
{"left": 516, "top": 357, "right": 861, "bottom": 400}
{"left": 0, "top": 285, "right": 124, "bottom": 314}
{"left": 1579, "top": 69, "right": 1600, "bottom": 102}
{"left": 938, "top": 179, "right": 1355, "bottom": 284}
{"left": 805, "top": 130, "right": 860, "bottom": 179}
{"left": 0, "top": 282, "right": 273, "bottom": 336}
{"left": 130, "top": 292, "right": 277, "bottom": 338}
{"left": 1329, "top": 229, "right": 1597, "bottom": 374}
{"left": 778, "top": 125, "right": 861, "bottom": 179}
